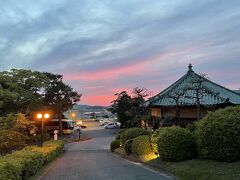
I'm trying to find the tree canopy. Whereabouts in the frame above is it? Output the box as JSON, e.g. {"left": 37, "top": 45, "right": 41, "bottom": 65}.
{"left": 110, "top": 87, "right": 150, "bottom": 128}
{"left": 0, "top": 69, "right": 81, "bottom": 119}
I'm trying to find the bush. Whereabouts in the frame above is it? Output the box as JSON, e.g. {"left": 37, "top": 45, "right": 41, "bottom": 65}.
{"left": 0, "top": 130, "right": 28, "bottom": 155}
{"left": 1, "top": 150, "right": 44, "bottom": 179}
{"left": 151, "top": 129, "right": 164, "bottom": 155}
{"left": 0, "top": 140, "right": 64, "bottom": 180}
{"left": 120, "top": 128, "right": 151, "bottom": 145}
{"left": 132, "top": 135, "right": 153, "bottom": 156}
{"left": 115, "top": 129, "right": 127, "bottom": 140}
{"left": 124, "top": 139, "right": 133, "bottom": 155}
{"left": 28, "top": 132, "right": 51, "bottom": 144}
{"left": 157, "top": 126, "right": 196, "bottom": 161}
{"left": 110, "top": 140, "right": 120, "bottom": 152}
{"left": 195, "top": 106, "right": 240, "bottom": 162}
{"left": 186, "top": 122, "right": 196, "bottom": 132}
{"left": 24, "top": 140, "right": 64, "bottom": 163}
{"left": 115, "top": 134, "right": 120, "bottom": 140}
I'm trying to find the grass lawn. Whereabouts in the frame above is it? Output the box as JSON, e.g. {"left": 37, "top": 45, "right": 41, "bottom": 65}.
{"left": 147, "top": 158, "right": 240, "bottom": 180}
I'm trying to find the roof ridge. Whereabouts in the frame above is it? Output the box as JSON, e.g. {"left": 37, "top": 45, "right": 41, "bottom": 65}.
{"left": 148, "top": 68, "right": 240, "bottom": 106}
{"left": 193, "top": 72, "right": 240, "bottom": 97}
{"left": 149, "top": 73, "right": 189, "bottom": 101}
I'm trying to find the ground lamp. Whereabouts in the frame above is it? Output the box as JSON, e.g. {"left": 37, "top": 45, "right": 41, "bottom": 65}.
{"left": 37, "top": 113, "right": 50, "bottom": 147}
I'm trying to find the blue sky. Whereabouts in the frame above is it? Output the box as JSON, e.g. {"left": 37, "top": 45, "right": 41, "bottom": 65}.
{"left": 0, "top": 0, "right": 240, "bottom": 105}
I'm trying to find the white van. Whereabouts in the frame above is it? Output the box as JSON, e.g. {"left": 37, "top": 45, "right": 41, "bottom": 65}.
{"left": 45, "top": 119, "right": 74, "bottom": 135}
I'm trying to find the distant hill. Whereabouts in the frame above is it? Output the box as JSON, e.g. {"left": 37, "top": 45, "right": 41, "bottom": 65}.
{"left": 73, "top": 104, "right": 108, "bottom": 111}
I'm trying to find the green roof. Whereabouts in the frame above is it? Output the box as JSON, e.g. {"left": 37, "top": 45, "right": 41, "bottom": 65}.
{"left": 148, "top": 64, "right": 240, "bottom": 107}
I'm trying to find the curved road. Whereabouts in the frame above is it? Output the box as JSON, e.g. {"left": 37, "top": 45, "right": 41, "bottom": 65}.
{"left": 40, "top": 121, "right": 173, "bottom": 180}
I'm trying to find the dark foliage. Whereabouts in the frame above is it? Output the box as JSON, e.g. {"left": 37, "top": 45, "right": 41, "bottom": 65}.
{"left": 195, "top": 106, "right": 240, "bottom": 162}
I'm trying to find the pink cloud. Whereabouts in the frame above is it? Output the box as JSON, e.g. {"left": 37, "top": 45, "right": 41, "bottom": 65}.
{"left": 63, "top": 61, "right": 152, "bottom": 82}
{"left": 80, "top": 95, "right": 115, "bottom": 106}
{"left": 63, "top": 51, "right": 178, "bottom": 82}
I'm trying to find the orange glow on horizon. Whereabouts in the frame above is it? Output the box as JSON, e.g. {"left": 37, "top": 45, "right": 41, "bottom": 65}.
{"left": 81, "top": 95, "right": 115, "bottom": 106}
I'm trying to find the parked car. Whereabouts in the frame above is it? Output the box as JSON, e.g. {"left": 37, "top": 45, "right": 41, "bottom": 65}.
{"left": 104, "top": 123, "right": 118, "bottom": 129}
{"left": 99, "top": 119, "right": 111, "bottom": 126}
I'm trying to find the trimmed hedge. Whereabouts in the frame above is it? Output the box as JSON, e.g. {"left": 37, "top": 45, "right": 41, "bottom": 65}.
{"left": 151, "top": 128, "right": 164, "bottom": 155}
{"left": 0, "top": 140, "right": 64, "bottom": 180}
{"left": 132, "top": 135, "right": 153, "bottom": 156}
{"left": 115, "top": 129, "right": 127, "bottom": 140}
{"left": 120, "top": 128, "right": 151, "bottom": 145}
{"left": 157, "top": 126, "right": 196, "bottom": 161}
{"left": 195, "top": 106, "right": 240, "bottom": 162}
{"left": 124, "top": 139, "right": 133, "bottom": 155}
{"left": 110, "top": 140, "right": 120, "bottom": 152}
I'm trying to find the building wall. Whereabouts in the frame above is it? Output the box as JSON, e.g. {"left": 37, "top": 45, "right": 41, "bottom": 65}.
{"left": 150, "top": 106, "right": 217, "bottom": 120}
{"left": 150, "top": 108, "right": 162, "bottom": 117}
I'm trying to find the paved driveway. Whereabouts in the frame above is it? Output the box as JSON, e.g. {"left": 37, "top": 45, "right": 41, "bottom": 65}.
{"left": 40, "top": 121, "right": 173, "bottom": 180}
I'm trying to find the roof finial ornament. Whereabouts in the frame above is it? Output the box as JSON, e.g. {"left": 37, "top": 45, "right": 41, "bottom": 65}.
{"left": 188, "top": 63, "right": 193, "bottom": 73}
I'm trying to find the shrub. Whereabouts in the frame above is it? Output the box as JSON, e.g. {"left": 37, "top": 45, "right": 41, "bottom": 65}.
{"left": 132, "top": 135, "right": 153, "bottom": 156}
{"left": 186, "top": 122, "right": 196, "bottom": 132}
{"left": 115, "top": 134, "right": 120, "bottom": 140}
{"left": 28, "top": 132, "right": 51, "bottom": 144}
{"left": 157, "top": 126, "right": 196, "bottom": 161}
{"left": 124, "top": 139, "right": 133, "bottom": 155}
{"left": 0, "top": 130, "right": 28, "bottom": 155}
{"left": 24, "top": 140, "right": 64, "bottom": 163}
{"left": 195, "top": 106, "right": 240, "bottom": 162}
{"left": 0, "top": 140, "right": 64, "bottom": 180}
{"left": 110, "top": 140, "right": 120, "bottom": 152}
{"left": 1, "top": 150, "right": 44, "bottom": 179}
{"left": 151, "top": 128, "right": 164, "bottom": 155}
{"left": 120, "top": 128, "right": 151, "bottom": 145}
{"left": 115, "top": 129, "right": 127, "bottom": 140}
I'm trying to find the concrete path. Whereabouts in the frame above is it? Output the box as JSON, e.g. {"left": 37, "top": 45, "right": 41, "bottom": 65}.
{"left": 40, "top": 121, "right": 173, "bottom": 180}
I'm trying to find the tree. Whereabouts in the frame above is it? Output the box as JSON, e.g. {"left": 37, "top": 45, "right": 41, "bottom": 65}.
{"left": 132, "top": 87, "right": 151, "bottom": 129}
{"left": 110, "top": 91, "right": 134, "bottom": 128}
{"left": 185, "top": 74, "right": 218, "bottom": 120}
{"left": 43, "top": 74, "right": 81, "bottom": 135}
{"left": 166, "top": 89, "right": 186, "bottom": 126}
{"left": 0, "top": 69, "right": 48, "bottom": 115}
{"left": 110, "top": 87, "right": 151, "bottom": 128}
{"left": 0, "top": 69, "right": 82, "bottom": 136}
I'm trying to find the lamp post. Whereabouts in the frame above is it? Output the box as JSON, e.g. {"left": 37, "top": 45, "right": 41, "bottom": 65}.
{"left": 71, "top": 112, "right": 76, "bottom": 120}
{"left": 37, "top": 113, "right": 50, "bottom": 147}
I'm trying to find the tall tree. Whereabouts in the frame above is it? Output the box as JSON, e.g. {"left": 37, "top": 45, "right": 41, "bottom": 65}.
{"left": 0, "top": 69, "right": 48, "bottom": 115}
{"left": 110, "top": 91, "right": 134, "bottom": 128}
{"left": 0, "top": 69, "right": 82, "bottom": 136}
{"left": 43, "top": 74, "right": 81, "bottom": 135}
{"left": 166, "top": 89, "right": 186, "bottom": 126}
{"left": 185, "top": 74, "right": 218, "bottom": 120}
{"left": 132, "top": 87, "right": 151, "bottom": 129}
{"left": 110, "top": 87, "right": 151, "bottom": 128}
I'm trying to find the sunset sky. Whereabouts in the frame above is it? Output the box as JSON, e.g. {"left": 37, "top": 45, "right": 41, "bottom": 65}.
{"left": 1, "top": 0, "right": 240, "bottom": 106}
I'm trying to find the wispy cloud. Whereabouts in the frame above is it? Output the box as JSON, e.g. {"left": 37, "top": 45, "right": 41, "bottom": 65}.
{"left": 1, "top": 0, "right": 240, "bottom": 105}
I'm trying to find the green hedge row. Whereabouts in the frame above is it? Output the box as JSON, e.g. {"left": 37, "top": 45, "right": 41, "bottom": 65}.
{"left": 120, "top": 128, "right": 151, "bottom": 145}
{"left": 0, "top": 140, "right": 64, "bottom": 180}
{"left": 114, "top": 106, "right": 240, "bottom": 162}
{"left": 195, "top": 106, "right": 240, "bottom": 162}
